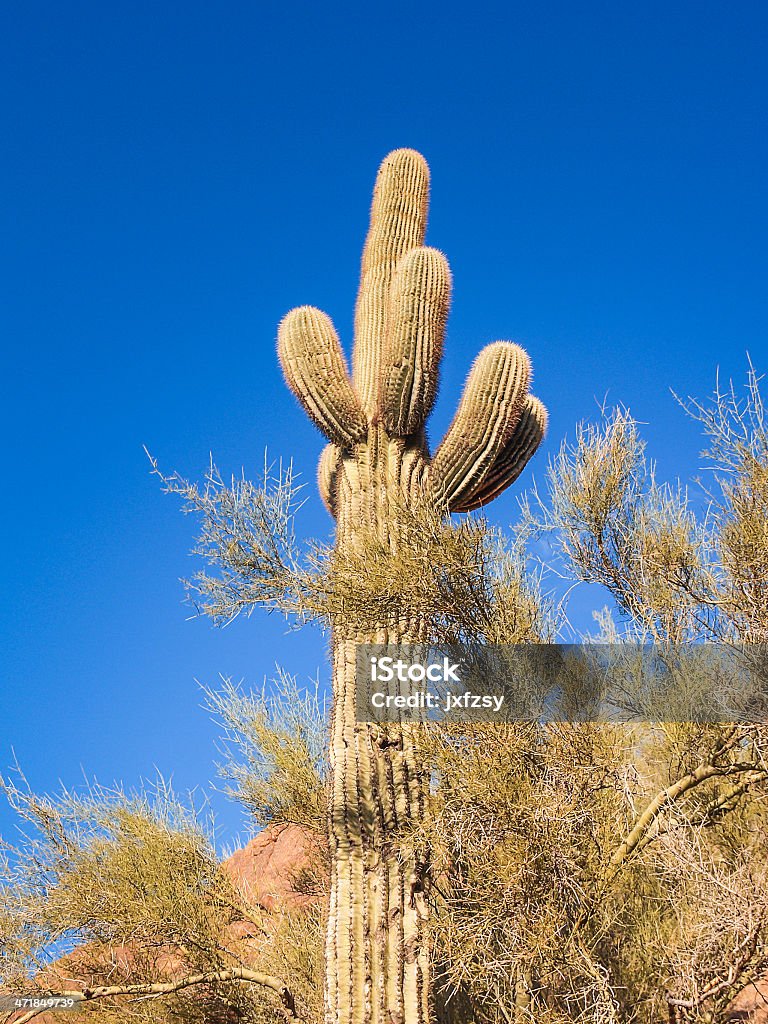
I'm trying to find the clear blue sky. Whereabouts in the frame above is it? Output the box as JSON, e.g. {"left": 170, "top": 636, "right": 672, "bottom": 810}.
{"left": 1, "top": 1, "right": 766, "bottom": 850}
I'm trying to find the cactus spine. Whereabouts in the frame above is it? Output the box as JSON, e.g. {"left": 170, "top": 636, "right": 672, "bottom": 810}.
{"left": 278, "top": 150, "right": 546, "bottom": 1024}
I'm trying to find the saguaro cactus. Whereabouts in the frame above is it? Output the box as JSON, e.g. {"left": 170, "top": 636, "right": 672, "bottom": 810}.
{"left": 278, "top": 150, "right": 546, "bottom": 1024}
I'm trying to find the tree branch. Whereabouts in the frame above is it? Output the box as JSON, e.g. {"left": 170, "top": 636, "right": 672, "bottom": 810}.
{"left": 608, "top": 762, "right": 766, "bottom": 872}
{"left": 7, "top": 967, "right": 299, "bottom": 1024}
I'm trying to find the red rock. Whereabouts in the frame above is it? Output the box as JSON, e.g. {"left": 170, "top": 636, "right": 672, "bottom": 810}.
{"left": 222, "top": 822, "right": 326, "bottom": 911}
{"left": 726, "top": 979, "right": 768, "bottom": 1024}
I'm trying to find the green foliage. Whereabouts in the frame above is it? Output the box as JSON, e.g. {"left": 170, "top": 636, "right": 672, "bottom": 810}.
{"left": 152, "top": 454, "right": 551, "bottom": 647}
{"left": 0, "top": 773, "right": 321, "bottom": 1023}
{"left": 413, "top": 366, "right": 768, "bottom": 1024}
{"left": 205, "top": 670, "right": 328, "bottom": 834}
{"left": 414, "top": 720, "right": 768, "bottom": 1024}
{"left": 523, "top": 368, "right": 768, "bottom": 645}
{"left": 0, "top": 773, "right": 225, "bottom": 957}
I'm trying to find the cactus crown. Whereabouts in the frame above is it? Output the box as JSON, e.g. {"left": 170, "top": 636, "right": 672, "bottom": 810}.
{"left": 278, "top": 148, "right": 547, "bottom": 516}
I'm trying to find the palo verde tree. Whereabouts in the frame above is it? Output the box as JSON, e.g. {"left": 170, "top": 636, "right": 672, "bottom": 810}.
{"left": 276, "top": 149, "right": 546, "bottom": 1024}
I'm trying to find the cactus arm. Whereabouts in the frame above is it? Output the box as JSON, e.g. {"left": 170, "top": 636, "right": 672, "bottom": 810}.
{"left": 353, "top": 149, "right": 430, "bottom": 417}
{"left": 380, "top": 247, "right": 451, "bottom": 435}
{"left": 278, "top": 306, "right": 368, "bottom": 448}
{"left": 449, "top": 395, "right": 548, "bottom": 511}
{"left": 431, "top": 341, "right": 531, "bottom": 507}
{"left": 318, "top": 443, "right": 341, "bottom": 518}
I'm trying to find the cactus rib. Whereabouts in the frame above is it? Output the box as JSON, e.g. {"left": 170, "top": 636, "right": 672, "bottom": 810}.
{"left": 353, "top": 149, "right": 429, "bottom": 418}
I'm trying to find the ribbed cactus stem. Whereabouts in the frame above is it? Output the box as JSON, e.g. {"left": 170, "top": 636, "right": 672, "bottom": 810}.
{"left": 431, "top": 342, "right": 531, "bottom": 506}
{"left": 325, "top": 429, "right": 431, "bottom": 1024}
{"left": 318, "top": 443, "right": 341, "bottom": 518}
{"left": 450, "top": 396, "right": 548, "bottom": 511}
{"left": 278, "top": 306, "right": 368, "bottom": 448}
{"left": 381, "top": 247, "right": 451, "bottom": 435}
{"left": 278, "top": 150, "right": 546, "bottom": 1024}
{"left": 353, "top": 150, "right": 429, "bottom": 418}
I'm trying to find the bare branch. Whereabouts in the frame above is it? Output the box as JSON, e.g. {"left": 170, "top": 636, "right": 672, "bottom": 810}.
{"left": 6, "top": 967, "right": 300, "bottom": 1024}
{"left": 609, "top": 761, "right": 768, "bottom": 872}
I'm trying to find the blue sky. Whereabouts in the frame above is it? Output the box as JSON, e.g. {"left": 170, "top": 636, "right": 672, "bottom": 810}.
{"left": 1, "top": 1, "right": 766, "bottom": 850}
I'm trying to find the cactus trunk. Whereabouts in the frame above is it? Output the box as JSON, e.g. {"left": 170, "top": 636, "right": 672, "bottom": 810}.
{"left": 277, "top": 150, "right": 547, "bottom": 1024}
{"left": 325, "top": 426, "right": 431, "bottom": 1024}
{"left": 327, "top": 642, "right": 429, "bottom": 1024}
